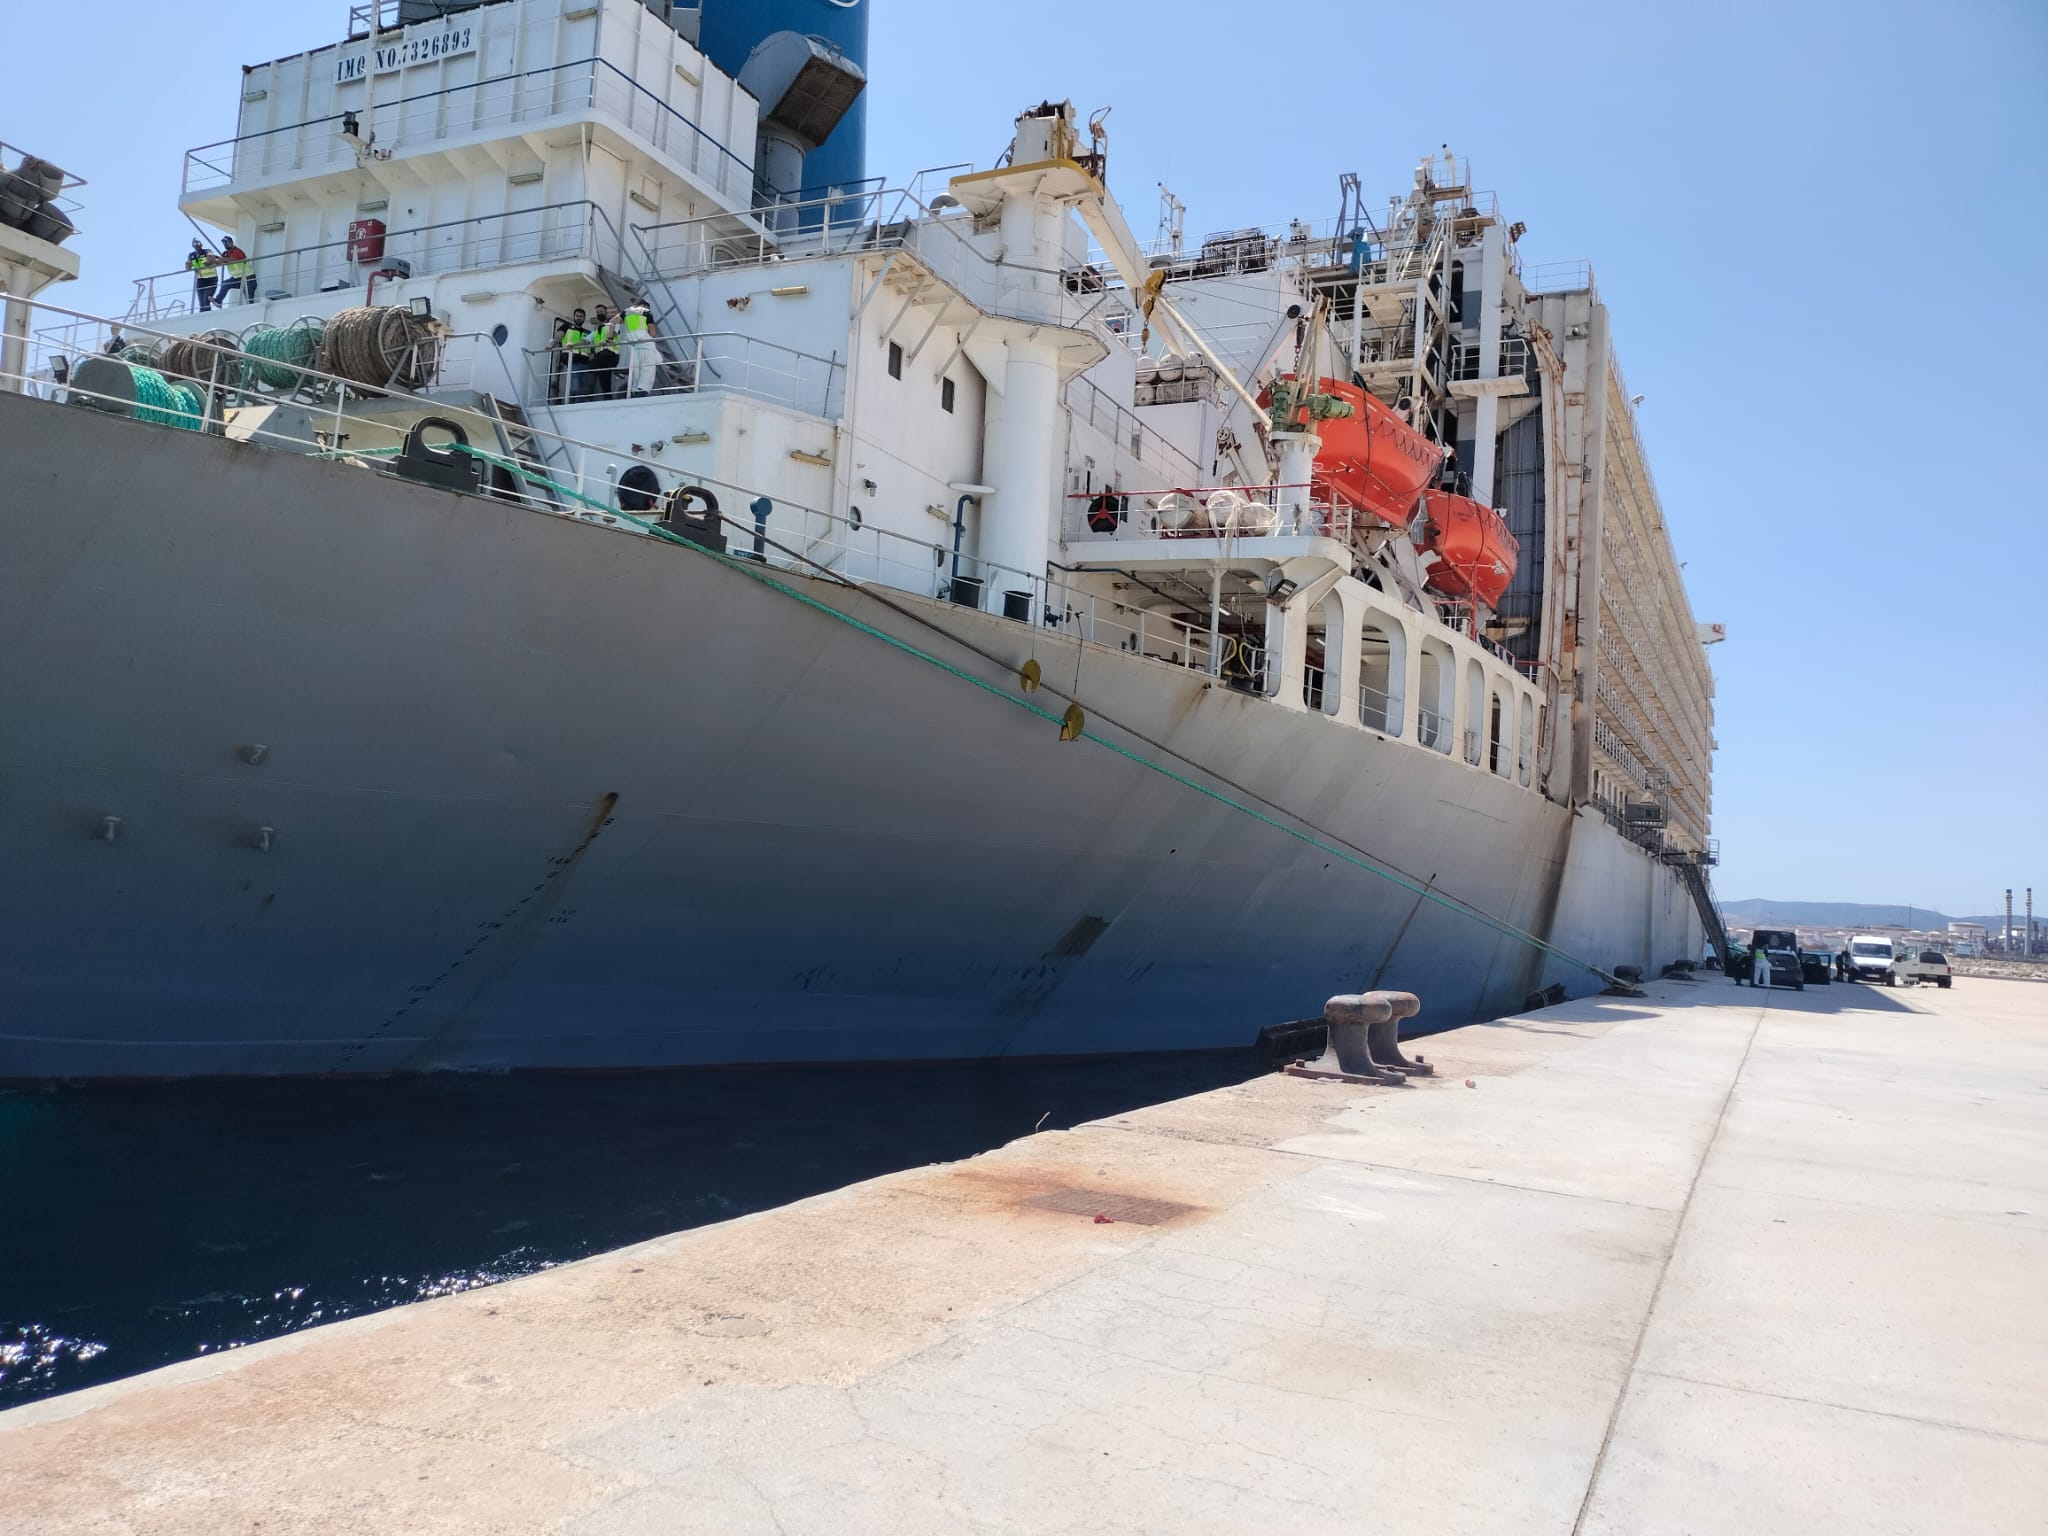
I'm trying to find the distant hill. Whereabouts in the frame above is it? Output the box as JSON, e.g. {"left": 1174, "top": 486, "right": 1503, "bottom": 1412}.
{"left": 1721, "top": 900, "right": 2041, "bottom": 933}
{"left": 1721, "top": 899, "right": 1954, "bottom": 929}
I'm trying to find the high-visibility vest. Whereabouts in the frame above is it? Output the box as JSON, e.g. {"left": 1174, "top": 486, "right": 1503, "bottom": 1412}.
{"left": 225, "top": 253, "right": 251, "bottom": 279}
{"left": 188, "top": 251, "right": 214, "bottom": 276}
{"left": 622, "top": 310, "right": 648, "bottom": 336}
{"left": 564, "top": 327, "right": 592, "bottom": 356}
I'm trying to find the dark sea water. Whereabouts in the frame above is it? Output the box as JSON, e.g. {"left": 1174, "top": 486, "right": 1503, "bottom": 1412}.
{"left": 0, "top": 1051, "right": 1266, "bottom": 1408}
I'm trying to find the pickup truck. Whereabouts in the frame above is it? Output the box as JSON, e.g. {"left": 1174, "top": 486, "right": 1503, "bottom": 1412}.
{"left": 1891, "top": 949, "right": 1952, "bottom": 988}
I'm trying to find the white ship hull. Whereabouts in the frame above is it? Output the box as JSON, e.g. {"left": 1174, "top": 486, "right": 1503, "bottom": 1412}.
{"left": 0, "top": 393, "right": 1700, "bottom": 1078}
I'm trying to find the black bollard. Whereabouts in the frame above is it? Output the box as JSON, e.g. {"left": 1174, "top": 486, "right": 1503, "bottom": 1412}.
{"left": 1362, "top": 990, "right": 1432, "bottom": 1076}
{"left": 1283, "top": 995, "right": 1401, "bottom": 1084}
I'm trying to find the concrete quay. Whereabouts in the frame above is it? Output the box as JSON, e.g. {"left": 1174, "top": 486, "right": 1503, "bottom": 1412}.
{"left": 5, "top": 978, "right": 2045, "bottom": 1534}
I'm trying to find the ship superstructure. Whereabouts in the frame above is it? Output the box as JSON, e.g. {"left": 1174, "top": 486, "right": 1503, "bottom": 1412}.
{"left": 0, "top": 0, "right": 1723, "bottom": 1077}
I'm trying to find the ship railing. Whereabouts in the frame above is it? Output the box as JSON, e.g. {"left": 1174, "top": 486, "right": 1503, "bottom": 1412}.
{"left": 1448, "top": 335, "right": 1533, "bottom": 382}
{"left": 518, "top": 330, "right": 845, "bottom": 418}
{"left": 633, "top": 186, "right": 1129, "bottom": 343}
{"left": 633, "top": 186, "right": 920, "bottom": 276}
{"left": 1358, "top": 682, "right": 1402, "bottom": 736}
{"left": 181, "top": 58, "right": 752, "bottom": 204}
{"left": 114, "top": 200, "right": 624, "bottom": 325}
{"left": 736, "top": 501, "right": 1232, "bottom": 680}
{"left": 904, "top": 162, "right": 975, "bottom": 206}
{"left": 1063, "top": 485, "right": 1357, "bottom": 545}
{"left": 7, "top": 293, "right": 1266, "bottom": 697}
{"left": 345, "top": 0, "right": 403, "bottom": 35}
{"left": 907, "top": 216, "right": 1132, "bottom": 335}
{"left": 1416, "top": 706, "right": 1450, "bottom": 754}
{"left": 7, "top": 301, "right": 528, "bottom": 430}
{"left": 1064, "top": 375, "right": 1204, "bottom": 483}
{"left": 1088, "top": 213, "right": 1339, "bottom": 280}
{"left": 1522, "top": 260, "right": 1596, "bottom": 298}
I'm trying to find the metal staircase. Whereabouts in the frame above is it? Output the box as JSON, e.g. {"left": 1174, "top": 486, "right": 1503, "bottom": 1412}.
{"left": 1674, "top": 848, "right": 1730, "bottom": 965}
{"left": 480, "top": 396, "right": 564, "bottom": 510}
{"left": 599, "top": 258, "right": 708, "bottom": 394}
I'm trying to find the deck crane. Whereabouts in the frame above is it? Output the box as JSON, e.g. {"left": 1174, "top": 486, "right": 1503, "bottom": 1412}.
{"left": 994, "top": 104, "right": 1289, "bottom": 488}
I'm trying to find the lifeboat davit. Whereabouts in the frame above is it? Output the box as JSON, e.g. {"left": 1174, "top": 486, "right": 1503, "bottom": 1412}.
{"left": 1269, "top": 375, "right": 1443, "bottom": 528}
{"left": 1419, "top": 491, "right": 1520, "bottom": 608}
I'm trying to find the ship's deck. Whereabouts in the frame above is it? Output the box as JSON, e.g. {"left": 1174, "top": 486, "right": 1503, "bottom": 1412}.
{"left": 5, "top": 977, "right": 2041, "bottom": 1533}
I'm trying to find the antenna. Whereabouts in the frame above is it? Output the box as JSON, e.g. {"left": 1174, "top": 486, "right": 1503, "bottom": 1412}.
{"left": 1156, "top": 183, "right": 1184, "bottom": 259}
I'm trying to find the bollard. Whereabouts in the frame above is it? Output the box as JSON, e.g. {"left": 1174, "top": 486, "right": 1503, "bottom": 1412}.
{"left": 1604, "top": 962, "right": 1647, "bottom": 998}
{"left": 1284, "top": 992, "right": 1430, "bottom": 1085}
{"left": 1283, "top": 994, "right": 1399, "bottom": 1084}
{"left": 1364, "top": 990, "right": 1432, "bottom": 1076}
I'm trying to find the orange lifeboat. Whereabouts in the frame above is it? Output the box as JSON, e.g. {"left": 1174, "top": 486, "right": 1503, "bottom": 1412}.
{"left": 1267, "top": 375, "right": 1443, "bottom": 528}
{"left": 1419, "top": 491, "right": 1519, "bottom": 608}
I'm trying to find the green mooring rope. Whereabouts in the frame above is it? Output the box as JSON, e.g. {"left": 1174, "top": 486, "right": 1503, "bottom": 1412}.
{"left": 125, "top": 363, "right": 204, "bottom": 431}
{"left": 240, "top": 320, "right": 323, "bottom": 392}
{"left": 361, "top": 436, "right": 1620, "bottom": 988}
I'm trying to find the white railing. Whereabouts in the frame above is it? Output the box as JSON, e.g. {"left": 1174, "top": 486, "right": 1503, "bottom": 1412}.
{"left": 524, "top": 329, "right": 844, "bottom": 417}
{"left": 635, "top": 186, "right": 918, "bottom": 275}
{"left": 1064, "top": 484, "right": 1360, "bottom": 545}
{"left": 119, "top": 201, "right": 624, "bottom": 325}
{"left": 1523, "top": 260, "right": 1596, "bottom": 297}
{"left": 1064, "top": 375, "right": 1203, "bottom": 482}
{"left": 635, "top": 187, "right": 1126, "bottom": 340}
{"left": 1417, "top": 707, "right": 1450, "bottom": 754}
{"left": 1359, "top": 682, "right": 1402, "bottom": 736}
{"left": 182, "top": 59, "right": 752, "bottom": 204}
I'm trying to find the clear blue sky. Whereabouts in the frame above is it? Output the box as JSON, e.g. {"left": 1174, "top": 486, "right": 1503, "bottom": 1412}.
{"left": 16, "top": 0, "right": 2046, "bottom": 918}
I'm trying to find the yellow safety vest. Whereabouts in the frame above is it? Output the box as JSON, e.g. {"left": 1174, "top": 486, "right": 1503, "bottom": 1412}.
{"left": 623, "top": 311, "right": 648, "bottom": 335}
{"left": 564, "top": 327, "right": 591, "bottom": 355}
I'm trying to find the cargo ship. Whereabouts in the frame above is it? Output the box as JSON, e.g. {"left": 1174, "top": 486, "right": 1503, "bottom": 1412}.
{"left": 0, "top": 0, "right": 1725, "bottom": 1076}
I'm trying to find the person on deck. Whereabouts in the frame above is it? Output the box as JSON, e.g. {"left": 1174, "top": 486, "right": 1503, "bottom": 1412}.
{"left": 546, "top": 318, "right": 572, "bottom": 405}
{"left": 217, "top": 240, "right": 254, "bottom": 307}
{"left": 564, "top": 308, "right": 593, "bottom": 402}
{"left": 186, "top": 240, "right": 216, "bottom": 312}
{"left": 622, "top": 303, "right": 657, "bottom": 397}
{"left": 589, "top": 304, "right": 622, "bottom": 399}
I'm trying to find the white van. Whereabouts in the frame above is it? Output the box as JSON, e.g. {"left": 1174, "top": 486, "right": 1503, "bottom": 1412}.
{"left": 1843, "top": 935, "right": 1898, "bottom": 983}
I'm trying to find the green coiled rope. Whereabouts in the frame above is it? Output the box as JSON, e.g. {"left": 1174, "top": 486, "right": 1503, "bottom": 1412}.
{"left": 125, "top": 362, "right": 205, "bottom": 431}
{"left": 240, "top": 319, "right": 323, "bottom": 392}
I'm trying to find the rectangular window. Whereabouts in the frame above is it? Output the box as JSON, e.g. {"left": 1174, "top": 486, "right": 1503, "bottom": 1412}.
{"left": 941, "top": 376, "right": 955, "bottom": 413}
{"left": 887, "top": 341, "right": 902, "bottom": 379}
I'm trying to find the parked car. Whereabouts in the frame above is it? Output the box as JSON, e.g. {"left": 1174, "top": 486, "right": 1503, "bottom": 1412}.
{"left": 1843, "top": 935, "right": 1898, "bottom": 983}
{"left": 1891, "top": 949, "right": 1952, "bottom": 988}
{"left": 1753, "top": 949, "right": 1804, "bottom": 990}
{"left": 1735, "top": 930, "right": 1805, "bottom": 990}
{"left": 1799, "top": 950, "right": 1833, "bottom": 985}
